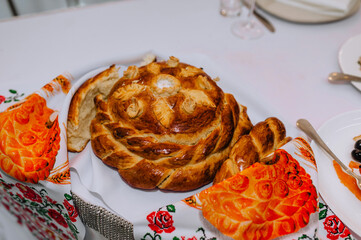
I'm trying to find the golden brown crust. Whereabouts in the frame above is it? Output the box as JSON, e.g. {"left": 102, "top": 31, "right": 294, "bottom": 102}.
{"left": 67, "top": 65, "right": 119, "bottom": 152}
{"left": 212, "top": 158, "right": 239, "bottom": 185}
{"left": 90, "top": 57, "right": 253, "bottom": 191}
{"left": 213, "top": 117, "right": 290, "bottom": 185}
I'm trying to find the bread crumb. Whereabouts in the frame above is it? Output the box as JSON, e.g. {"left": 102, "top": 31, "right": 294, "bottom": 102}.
{"left": 140, "top": 54, "right": 156, "bottom": 67}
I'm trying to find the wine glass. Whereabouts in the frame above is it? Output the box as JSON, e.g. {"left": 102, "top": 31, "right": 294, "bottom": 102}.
{"left": 231, "top": 0, "right": 264, "bottom": 40}
{"left": 66, "top": 0, "right": 86, "bottom": 7}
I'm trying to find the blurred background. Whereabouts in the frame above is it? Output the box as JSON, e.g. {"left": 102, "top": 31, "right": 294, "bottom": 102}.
{"left": 0, "top": 0, "right": 121, "bottom": 20}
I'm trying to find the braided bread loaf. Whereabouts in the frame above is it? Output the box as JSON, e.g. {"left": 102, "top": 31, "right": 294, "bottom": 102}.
{"left": 90, "top": 57, "right": 253, "bottom": 191}
{"left": 213, "top": 117, "right": 291, "bottom": 185}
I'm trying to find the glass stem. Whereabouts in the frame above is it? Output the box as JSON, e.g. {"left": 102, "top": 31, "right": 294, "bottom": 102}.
{"left": 244, "top": 0, "right": 256, "bottom": 28}
{"left": 248, "top": 0, "right": 256, "bottom": 19}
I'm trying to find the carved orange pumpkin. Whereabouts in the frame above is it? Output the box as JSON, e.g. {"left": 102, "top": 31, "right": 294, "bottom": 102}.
{"left": 0, "top": 94, "right": 61, "bottom": 183}
{"left": 198, "top": 149, "right": 317, "bottom": 240}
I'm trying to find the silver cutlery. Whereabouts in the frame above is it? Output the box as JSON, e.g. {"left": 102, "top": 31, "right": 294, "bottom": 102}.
{"left": 244, "top": 2, "right": 275, "bottom": 33}
{"left": 296, "top": 119, "right": 361, "bottom": 191}
{"left": 328, "top": 72, "right": 361, "bottom": 83}
{"left": 253, "top": 9, "right": 275, "bottom": 33}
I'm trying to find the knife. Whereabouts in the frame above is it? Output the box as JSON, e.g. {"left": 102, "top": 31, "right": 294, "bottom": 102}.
{"left": 244, "top": 2, "right": 275, "bottom": 33}
{"left": 253, "top": 9, "right": 275, "bottom": 33}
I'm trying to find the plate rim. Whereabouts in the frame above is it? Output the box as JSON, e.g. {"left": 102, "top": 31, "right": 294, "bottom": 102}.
{"left": 338, "top": 33, "right": 361, "bottom": 91}
{"left": 257, "top": 0, "right": 361, "bottom": 23}
{"left": 312, "top": 109, "right": 361, "bottom": 236}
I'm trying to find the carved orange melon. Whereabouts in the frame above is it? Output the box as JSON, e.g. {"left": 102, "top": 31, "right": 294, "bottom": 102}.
{"left": 198, "top": 149, "right": 317, "bottom": 240}
{"left": 0, "top": 94, "right": 61, "bottom": 183}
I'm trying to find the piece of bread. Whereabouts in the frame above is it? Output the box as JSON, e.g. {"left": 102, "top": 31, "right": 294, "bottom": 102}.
{"left": 213, "top": 117, "right": 291, "bottom": 185}
{"left": 199, "top": 149, "right": 318, "bottom": 240}
{"left": 0, "top": 94, "right": 61, "bottom": 183}
{"left": 90, "top": 57, "right": 253, "bottom": 191}
{"left": 67, "top": 65, "right": 119, "bottom": 152}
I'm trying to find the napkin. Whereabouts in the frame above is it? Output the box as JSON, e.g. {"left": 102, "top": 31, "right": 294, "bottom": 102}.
{"left": 0, "top": 76, "right": 86, "bottom": 240}
{"left": 276, "top": 0, "right": 359, "bottom": 16}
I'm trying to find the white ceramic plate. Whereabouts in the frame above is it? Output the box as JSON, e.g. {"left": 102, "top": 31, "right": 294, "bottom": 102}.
{"left": 257, "top": 0, "right": 360, "bottom": 23}
{"left": 312, "top": 110, "right": 361, "bottom": 236}
{"left": 339, "top": 33, "right": 361, "bottom": 91}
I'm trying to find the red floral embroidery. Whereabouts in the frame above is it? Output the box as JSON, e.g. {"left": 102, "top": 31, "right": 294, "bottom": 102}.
{"left": 0, "top": 181, "right": 12, "bottom": 190}
{"left": 16, "top": 193, "right": 24, "bottom": 201}
{"left": 63, "top": 199, "right": 78, "bottom": 222}
{"left": 48, "top": 209, "right": 68, "bottom": 228}
{"left": 46, "top": 196, "right": 57, "bottom": 205}
{"left": 24, "top": 207, "right": 32, "bottom": 215}
{"left": 49, "top": 222, "right": 58, "bottom": 231}
{"left": 61, "top": 232, "right": 71, "bottom": 239}
{"left": 323, "top": 215, "right": 350, "bottom": 240}
{"left": 45, "top": 229, "right": 56, "bottom": 240}
{"left": 2, "top": 202, "right": 10, "bottom": 211}
{"left": 181, "top": 237, "right": 198, "bottom": 240}
{"left": 0, "top": 95, "right": 5, "bottom": 104}
{"left": 147, "top": 210, "right": 176, "bottom": 234}
{"left": 16, "top": 183, "right": 42, "bottom": 203}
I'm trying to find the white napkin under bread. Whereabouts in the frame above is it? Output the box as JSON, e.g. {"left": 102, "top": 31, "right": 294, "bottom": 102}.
{"left": 276, "top": 0, "right": 359, "bottom": 16}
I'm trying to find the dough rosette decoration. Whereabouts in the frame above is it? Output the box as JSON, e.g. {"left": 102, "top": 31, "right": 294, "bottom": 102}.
{"left": 199, "top": 149, "right": 318, "bottom": 240}
{"left": 0, "top": 94, "right": 60, "bottom": 183}
{"left": 90, "top": 57, "right": 253, "bottom": 191}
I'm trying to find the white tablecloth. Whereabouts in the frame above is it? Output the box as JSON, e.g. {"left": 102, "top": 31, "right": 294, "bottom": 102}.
{"left": 0, "top": 0, "right": 361, "bottom": 239}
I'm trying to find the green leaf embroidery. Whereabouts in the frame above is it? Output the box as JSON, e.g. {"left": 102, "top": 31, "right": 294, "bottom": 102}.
{"left": 319, "top": 202, "right": 325, "bottom": 209}
{"left": 141, "top": 231, "right": 162, "bottom": 240}
{"left": 298, "top": 234, "right": 311, "bottom": 239}
{"left": 319, "top": 209, "right": 328, "bottom": 220}
{"left": 9, "top": 89, "right": 17, "bottom": 94}
{"left": 37, "top": 208, "right": 51, "bottom": 220}
{"left": 66, "top": 218, "right": 80, "bottom": 240}
{"left": 64, "top": 193, "right": 72, "bottom": 201}
{"left": 167, "top": 204, "right": 176, "bottom": 213}
{"left": 30, "top": 202, "right": 40, "bottom": 207}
